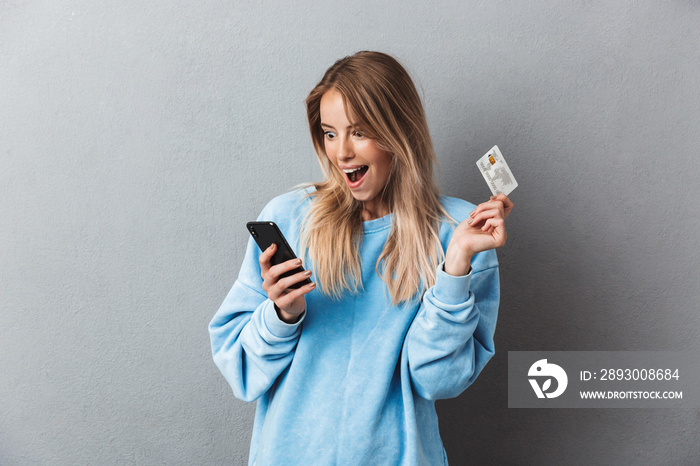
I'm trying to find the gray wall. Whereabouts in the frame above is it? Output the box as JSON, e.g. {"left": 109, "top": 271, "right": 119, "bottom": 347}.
{"left": 2, "top": 1, "right": 698, "bottom": 464}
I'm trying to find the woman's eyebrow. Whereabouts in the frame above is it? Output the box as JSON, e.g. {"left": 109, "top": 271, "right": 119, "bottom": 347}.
{"left": 321, "top": 123, "right": 354, "bottom": 130}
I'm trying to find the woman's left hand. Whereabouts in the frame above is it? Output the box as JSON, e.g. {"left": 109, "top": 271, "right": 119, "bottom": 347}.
{"left": 444, "top": 194, "right": 513, "bottom": 276}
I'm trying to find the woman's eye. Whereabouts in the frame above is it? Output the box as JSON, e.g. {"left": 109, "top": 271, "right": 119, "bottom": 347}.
{"left": 352, "top": 130, "right": 364, "bottom": 138}
{"left": 323, "top": 131, "right": 336, "bottom": 140}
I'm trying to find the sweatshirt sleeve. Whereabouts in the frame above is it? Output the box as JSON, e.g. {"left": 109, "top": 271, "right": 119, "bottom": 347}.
{"left": 208, "top": 197, "right": 306, "bottom": 402}
{"left": 405, "top": 250, "right": 499, "bottom": 401}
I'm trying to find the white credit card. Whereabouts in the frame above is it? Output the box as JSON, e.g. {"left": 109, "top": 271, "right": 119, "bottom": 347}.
{"left": 476, "top": 145, "right": 518, "bottom": 196}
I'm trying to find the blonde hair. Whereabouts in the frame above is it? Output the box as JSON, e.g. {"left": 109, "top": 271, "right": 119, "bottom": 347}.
{"left": 301, "top": 51, "right": 451, "bottom": 304}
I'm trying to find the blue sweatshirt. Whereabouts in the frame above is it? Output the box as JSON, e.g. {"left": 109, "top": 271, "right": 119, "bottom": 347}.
{"left": 209, "top": 188, "right": 499, "bottom": 465}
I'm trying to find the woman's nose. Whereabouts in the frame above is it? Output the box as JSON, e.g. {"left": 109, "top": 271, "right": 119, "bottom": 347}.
{"left": 337, "top": 137, "right": 353, "bottom": 160}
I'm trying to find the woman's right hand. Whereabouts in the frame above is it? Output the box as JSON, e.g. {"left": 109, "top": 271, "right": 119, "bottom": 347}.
{"left": 259, "top": 243, "right": 316, "bottom": 323}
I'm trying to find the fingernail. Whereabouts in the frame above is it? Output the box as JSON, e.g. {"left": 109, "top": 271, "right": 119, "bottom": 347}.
{"left": 304, "top": 270, "right": 312, "bottom": 276}
{"left": 469, "top": 210, "right": 475, "bottom": 218}
{"left": 467, "top": 218, "right": 473, "bottom": 224}
{"left": 309, "top": 282, "right": 316, "bottom": 288}
{"left": 294, "top": 259, "right": 302, "bottom": 266}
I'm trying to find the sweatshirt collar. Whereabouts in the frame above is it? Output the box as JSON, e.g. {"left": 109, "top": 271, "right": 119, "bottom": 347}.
{"left": 362, "top": 213, "right": 393, "bottom": 234}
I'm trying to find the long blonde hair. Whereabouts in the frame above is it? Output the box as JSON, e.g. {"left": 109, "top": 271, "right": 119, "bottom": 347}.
{"left": 301, "top": 51, "right": 450, "bottom": 304}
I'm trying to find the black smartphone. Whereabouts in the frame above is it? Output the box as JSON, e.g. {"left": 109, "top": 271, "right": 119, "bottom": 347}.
{"left": 246, "top": 221, "right": 312, "bottom": 289}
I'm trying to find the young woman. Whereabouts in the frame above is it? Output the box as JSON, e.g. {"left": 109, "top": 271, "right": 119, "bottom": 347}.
{"left": 209, "top": 51, "right": 513, "bottom": 465}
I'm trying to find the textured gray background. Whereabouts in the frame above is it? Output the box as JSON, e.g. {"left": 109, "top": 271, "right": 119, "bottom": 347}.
{"left": 2, "top": 1, "right": 699, "bottom": 464}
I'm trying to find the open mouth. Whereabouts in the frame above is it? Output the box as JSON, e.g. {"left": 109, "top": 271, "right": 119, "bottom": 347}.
{"left": 343, "top": 166, "right": 369, "bottom": 183}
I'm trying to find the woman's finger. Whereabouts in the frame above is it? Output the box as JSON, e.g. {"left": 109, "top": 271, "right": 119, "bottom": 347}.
{"left": 275, "top": 269, "right": 313, "bottom": 292}
{"left": 490, "top": 194, "right": 514, "bottom": 219}
{"left": 274, "top": 281, "right": 316, "bottom": 310}
{"left": 467, "top": 207, "right": 502, "bottom": 228}
{"left": 267, "top": 257, "right": 304, "bottom": 281}
{"left": 480, "top": 217, "right": 507, "bottom": 246}
{"left": 470, "top": 199, "right": 505, "bottom": 220}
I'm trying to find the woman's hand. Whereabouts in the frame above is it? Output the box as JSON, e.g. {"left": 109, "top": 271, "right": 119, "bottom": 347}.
{"left": 259, "top": 243, "right": 316, "bottom": 323}
{"left": 444, "top": 194, "right": 514, "bottom": 276}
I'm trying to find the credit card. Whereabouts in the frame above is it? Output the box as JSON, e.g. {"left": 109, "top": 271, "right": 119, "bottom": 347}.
{"left": 476, "top": 145, "right": 518, "bottom": 196}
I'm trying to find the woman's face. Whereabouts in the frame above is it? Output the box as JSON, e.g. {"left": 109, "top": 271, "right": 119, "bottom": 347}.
{"left": 319, "top": 89, "right": 393, "bottom": 220}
